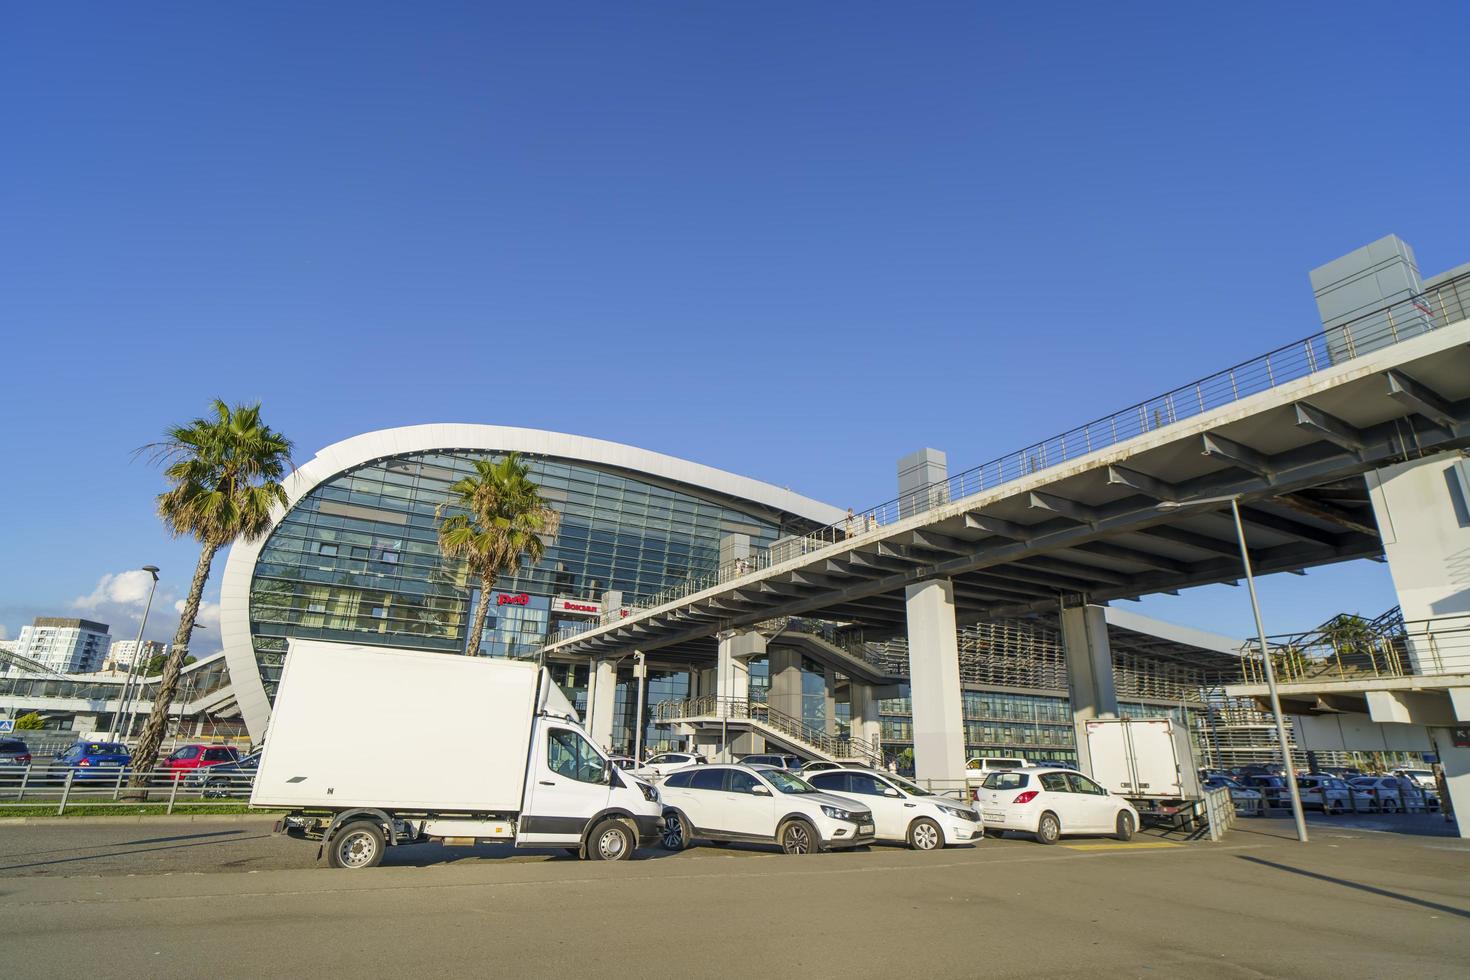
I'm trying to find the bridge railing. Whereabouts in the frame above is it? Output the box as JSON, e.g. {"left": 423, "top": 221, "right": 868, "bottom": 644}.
{"left": 544, "top": 269, "right": 1470, "bottom": 647}
{"left": 1237, "top": 617, "right": 1470, "bottom": 686}
{"left": 655, "top": 695, "right": 883, "bottom": 765}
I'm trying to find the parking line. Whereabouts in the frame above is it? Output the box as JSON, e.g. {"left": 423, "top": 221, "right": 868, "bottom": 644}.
{"left": 1062, "top": 841, "right": 1182, "bottom": 851}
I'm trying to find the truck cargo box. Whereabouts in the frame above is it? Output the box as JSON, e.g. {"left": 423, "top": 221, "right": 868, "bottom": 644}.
{"left": 252, "top": 639, "right": 551, "bottom": 812}
{"left": 1084, "top": 717, "right": 1200, "bottom": 801}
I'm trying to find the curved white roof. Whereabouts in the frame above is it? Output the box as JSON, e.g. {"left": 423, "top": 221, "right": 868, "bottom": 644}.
{"left": 221, "top": 424, "right": 845, "bottom": 738}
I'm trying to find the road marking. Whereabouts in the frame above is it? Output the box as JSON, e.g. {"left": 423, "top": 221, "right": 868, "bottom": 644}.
{"left": 1062, "top": 841, "right": 1181, "bottom": 851}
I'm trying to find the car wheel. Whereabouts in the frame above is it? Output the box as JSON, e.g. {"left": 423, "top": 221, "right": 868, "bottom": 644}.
{"left": 907, "top": 817, "right": 944, "bottom": 851}
{"left": 1114, "top": 811, "right": 1135, "bottom": 842}
{"left": 1382, "top": 798, "right": 1398, "bottom": 814}
{"left": 1035, "top": 811, "right": 1061, "bottom": 845}
{"left": 203, "top": 779, "right": 227, "bottom": 800}
{"left": 660, "top": 811, "right": 691, "bottom": 851}
{"left": 779, "top": 819, "right": 817, "bottom": 855}
{"left": 327, "top": 820, "right": 385, "bottom": 871}
{"left": 587, "top": 819, "right": 635, "bottom": 862}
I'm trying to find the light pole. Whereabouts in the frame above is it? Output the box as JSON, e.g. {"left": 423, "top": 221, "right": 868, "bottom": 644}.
{"left": 112, "top": 566, "right": 160, "bottom": 742}
{"left": 1159, "top": 495, "right": 1309, "bottom": 842}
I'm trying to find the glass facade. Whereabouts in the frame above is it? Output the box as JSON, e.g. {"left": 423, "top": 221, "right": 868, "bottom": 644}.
{"left": 247, "top": 449, "right": 799, "bottom": 703}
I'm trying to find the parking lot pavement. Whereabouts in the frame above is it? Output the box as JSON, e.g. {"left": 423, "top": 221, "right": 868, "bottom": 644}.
{"left": 2, "top": 816, "right": 1466, "bottom": 979}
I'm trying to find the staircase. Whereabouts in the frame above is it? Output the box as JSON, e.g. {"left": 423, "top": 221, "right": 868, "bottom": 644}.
{"left": 654, "top": 695, "right": 883, "bottom": 767}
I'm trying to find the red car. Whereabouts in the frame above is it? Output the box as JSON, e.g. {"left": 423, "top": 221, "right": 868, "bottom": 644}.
{"left": 161, "top": 744, "right": 241, "bottom": 779}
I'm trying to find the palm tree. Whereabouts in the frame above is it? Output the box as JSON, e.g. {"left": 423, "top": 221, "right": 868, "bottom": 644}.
{"left": 130, "top": 400, "right": 292, "bottom": 778}
{"left": 437, "top": 454, "right": 561, "bottom": 657}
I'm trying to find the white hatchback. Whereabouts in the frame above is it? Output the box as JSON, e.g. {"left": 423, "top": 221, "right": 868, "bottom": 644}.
{"left": 658, "top": 764, "right": 876, "bottom": 854}
{"left": 976, "top": 767, "right": 1141, "bottom": 844}
{"left": 635, "top": 752, "right": 702, "bottom": 781}
{"left": 804, "top": 768, "right": 983, "bottom": 850}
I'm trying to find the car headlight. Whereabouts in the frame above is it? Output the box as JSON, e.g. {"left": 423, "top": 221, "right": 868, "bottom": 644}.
{"left": 820, "top": 805, "right": 854, "bottom": 821}
{"left": 936, "top": 803, "right": 977, "bottom": 820}
{"left": 638, "top": 781, "right": 659, "bottom": 804}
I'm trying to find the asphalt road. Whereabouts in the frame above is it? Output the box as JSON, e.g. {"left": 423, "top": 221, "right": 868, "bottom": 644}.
{"left": 2, "top": 814, "right": 1466, "bottom": 979}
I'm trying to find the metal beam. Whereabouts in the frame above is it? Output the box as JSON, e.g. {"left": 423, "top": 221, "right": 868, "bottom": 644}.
{"left": 963, "top": 512, "right": 1032, "bottom": 540}
{"left": 1106, "top": 464, "right": 1180, "bottom": 502}
{"left": 1385, "top": 369, "right": 1457, "bottom": 428}
{"left": 1293, "top": 401, "right": 1365, "bottom": 453}
{"left": 1028, "top": 491, "right": 1099, "bottom": 525}
{"left": 908, "top": 529, "right": 975, "bottom": 555}
{"left": 1200, "top": 432, "right": 1273, "bottom": 477}
{"left": 1234, "top": 506, "right": 1341, "bottom": 547}
{"left": 1072, "top": 541, "right": 1190, "bottom": 574}
{"left": 1272, "top": 494, "right": 1378, "bottom": 538}
{"left": 1135, "top": 524, "right": 1240, "bottom": 556}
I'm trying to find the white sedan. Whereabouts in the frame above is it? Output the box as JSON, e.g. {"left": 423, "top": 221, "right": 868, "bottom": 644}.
{"left": 803, "top": 767, "right": 983, "bottom": 849}
{"left": 975, "top": 767, "right": 1141, "bottom": 844}
{"left": 634, "top": 752, "right": 702, "bottom": 780}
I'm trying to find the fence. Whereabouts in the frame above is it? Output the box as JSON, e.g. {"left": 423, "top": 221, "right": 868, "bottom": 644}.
{"left": 655, "top": 695, "right": 883, "bottom": 767}
{"left": 546, "top": 269, "right": 1470, "bottom": 648}
{"left": 1237, "top": 617, "right": 1470, "bottom": 686}
{"left": 0, "top": 763, "right": 260, "bottom": 814}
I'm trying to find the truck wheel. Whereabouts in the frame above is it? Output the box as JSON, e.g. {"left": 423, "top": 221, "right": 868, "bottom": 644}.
{"left": 328, "top": 820, "right": 385, "bottom": 870}
{"left": 1035, "top": 812, "right": 1061, "bottom": 845}
{"left": 587, "top": 819, "right": 635, "bottom": 861}
{"left": 1114, "top": 811, "right": 1135, "bottom": 842}
{"left": 907, "top": 817, "right": 944, "bottom": 851}
{"left": 779, "top": 819, "right": 817, "bottom": 854}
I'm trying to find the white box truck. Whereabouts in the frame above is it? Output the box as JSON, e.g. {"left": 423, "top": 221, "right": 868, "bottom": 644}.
{"left": 1083, "top": 717, "right": 1202, "bottom": 823}
{"left": 252, "top": 639, "right": 664, "bottom": 870}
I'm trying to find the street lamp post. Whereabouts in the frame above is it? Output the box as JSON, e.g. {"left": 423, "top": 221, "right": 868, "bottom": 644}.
{"left": 112, "top": 566, "right": 160, "bottom": 742}
{"left": 1159, "top": 496, "right": 1309, "bottom": 842}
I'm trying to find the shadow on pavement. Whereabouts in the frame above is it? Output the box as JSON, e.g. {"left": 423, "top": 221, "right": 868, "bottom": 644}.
{"left": 1237, "top": 854, "right": 1470, "bottom": 919}
{"left": 0, "top": 833, "right": 274, "bottom": 872}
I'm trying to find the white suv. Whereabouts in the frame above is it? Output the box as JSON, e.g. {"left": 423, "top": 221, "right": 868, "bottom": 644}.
{"left": 804, "top": 768, "right": 983, "bottom": 849}
{"left": 635, "top": 752, "right": 702, "bottom": 780}
{"left": 658, "top": 764, "right": 876, "bottom": 854}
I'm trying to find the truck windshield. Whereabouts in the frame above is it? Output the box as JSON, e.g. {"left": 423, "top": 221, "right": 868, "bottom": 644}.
{"left": 547, "top": 729, "right": 607, "bottom": 785}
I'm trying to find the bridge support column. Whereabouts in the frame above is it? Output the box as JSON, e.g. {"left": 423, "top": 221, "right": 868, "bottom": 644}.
{"left": 1060, "top": 602, "right": 1118, "bottom": 777}
{"left": 587, "top": 658, "right": 618, "bottom": 752}
{"left": 905, "top": 578, "right": 966, "bottom": 783}
{"left": 716, "top": 631, "right": 764, "bottom": 707}
{"left": 1365, "top": 452, "right": 1470, "bottom": 674}
{"left": 848, "top": 681, "right": 882, "bottom": 749}
{"left": 1431, "top": 729, "right": 1470, "bottom": 838}
{"left": 767, "top": 647, "right": 803, "bottom": 721}
{"left": 824, "top": 667, "right": 838, "bottom": 736}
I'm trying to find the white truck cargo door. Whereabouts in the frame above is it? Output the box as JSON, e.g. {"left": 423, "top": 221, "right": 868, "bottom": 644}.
{"left": 518, "top": 721, "right": 614, "bottom": 846}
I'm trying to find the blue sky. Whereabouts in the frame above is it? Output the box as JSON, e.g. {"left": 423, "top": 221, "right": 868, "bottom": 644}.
{"left": 2, "top": 2, "right": 1467, "bottom": 653}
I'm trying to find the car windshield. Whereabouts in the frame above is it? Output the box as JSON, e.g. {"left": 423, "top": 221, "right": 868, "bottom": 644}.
{"left": 760, "top": 770, "right": 815, "bottom": 794}
{"left": 885, "top": 775, "right": 933, "bottom": 796}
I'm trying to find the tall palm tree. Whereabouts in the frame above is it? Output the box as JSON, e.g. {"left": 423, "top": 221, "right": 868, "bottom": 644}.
{"left": 131, "top": 400, "right": 292, "bottom": 778}
{"left": 437, "top": 454, "right": 561, "bottom": 657}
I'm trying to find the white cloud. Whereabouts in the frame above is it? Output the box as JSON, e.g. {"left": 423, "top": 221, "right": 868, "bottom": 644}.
{"left": 74, "top": 570, "right": 159, "bottom": 612}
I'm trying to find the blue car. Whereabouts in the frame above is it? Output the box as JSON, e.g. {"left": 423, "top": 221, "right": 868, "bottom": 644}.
{"left": 54, "top": 740, "right": 132, "bottom": 781}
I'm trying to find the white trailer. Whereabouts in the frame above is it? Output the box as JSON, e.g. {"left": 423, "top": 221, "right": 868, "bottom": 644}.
{"left": 1083, "top": 718, "right": 1202, "bottom": 823}
{"left": 252, "top": 639, "right": 664, "bottom": 869}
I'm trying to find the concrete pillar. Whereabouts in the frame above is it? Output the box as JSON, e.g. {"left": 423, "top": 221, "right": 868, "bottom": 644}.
{"left": 1310, "top": 234, "right": 1428, "bottom": 363}
{"left": 587, "top": 658, "right": 618, "bottom": 751}
{"left": 1365, "top": 451, "right": 1470, "bottom": 674}
{"left": 716, "top": 631, "right": 765, "bottom": 711}
{"left": 720, "top": 532, "right": 752, "bottom": 576}
{"left": 905, "top": 578, "right": 966, "bottom": 782}
{"left": 848, "top": 681, "right": 882, "bottom": 748}
{"left": 898, "top": 448, "right": 949, "bottom": 518}
{"left": 767, "top": 647, "right": 803, "bottom": 721}
{"left": 1430, "top": 729, "right": 1469, "bottom": 839}
{"left": 1060, "top": 603, "right": 1119, "bottom": 777}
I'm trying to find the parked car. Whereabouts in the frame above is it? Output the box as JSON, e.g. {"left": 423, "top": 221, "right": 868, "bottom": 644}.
{"left": 963, "top": 756, "right": 1027, "bottom": 778}
{"left": 635, "top": 752, "right": 703, "bottom": 780}
{"left": 658, "top": 764, "right": 875, "bottom": 854}
{"left": 800, "top": 761, "right": 844, "bottom": 775}
{"left": 607, "top": 755, "right": 639, "bottom": 771}
{"left": 53, "top": 740, "right": 131, "bottom": 781}
{"left": 739, "top": 753, "right": 804, "bottom": 770}
{"left": 1349, "top": 776, "right": 1410, "bottom": 813}
{"left": 975, "top": 767, "right": 1141, "bottom": 845}
{"left": 1394, "top": 768, "right": 1436, "bottom": 792}
{"left": 0, "top": 739, "right": 33, "bottom": 768}
{"left": 160, "top": 744, "right": 241, "bottom": 780}
{"left": 1203, "top": 776, "right": 1265, "bottom": 816}
{"left": 1296, "top": 774, "right": 1353, "bottom": 814}
{"left": 804, "top": 767, "right": 983, "bottom": 849}
{"left": 186, "top": 751, "right": 262, "bottom": 797}
{"left": 1238, "top": 774, "right": 1291, "bottom": 808}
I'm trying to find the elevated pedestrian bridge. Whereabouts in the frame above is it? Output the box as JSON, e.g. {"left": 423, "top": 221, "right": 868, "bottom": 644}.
{"left": 546, "top": 272, "right": 1470, "bottom": 661}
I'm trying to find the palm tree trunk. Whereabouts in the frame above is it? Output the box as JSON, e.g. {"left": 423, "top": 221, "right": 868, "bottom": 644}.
{"left": 465, "top": 573, "right": 496, "bottom": 657}
{"left": 130, "top": 540, "right": 219, "bottom": 783}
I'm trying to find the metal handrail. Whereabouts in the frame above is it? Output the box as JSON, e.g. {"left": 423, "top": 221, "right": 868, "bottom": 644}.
{"left": 1237, "top": 616, "right": 1470, "bottom": 685}
{"left": 655, "top": 695, "right": 882, "bottom": 766}
{"left": 547, "top": 270, "right": 1470, "bottom": 645}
